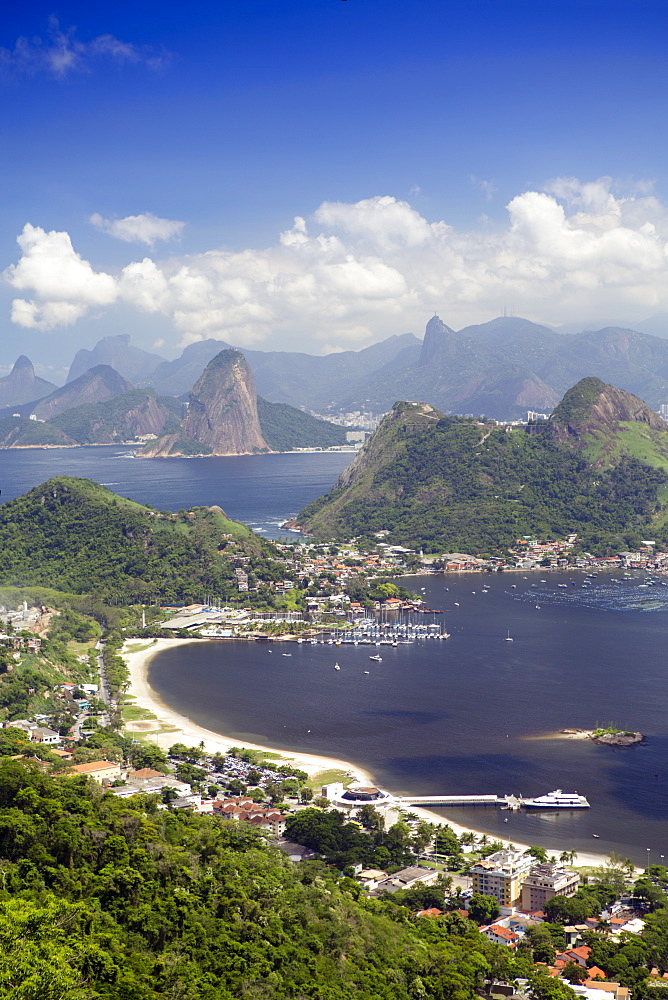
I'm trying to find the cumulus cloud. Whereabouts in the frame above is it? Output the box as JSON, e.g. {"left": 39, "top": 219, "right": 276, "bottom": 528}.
{"left": 5, "top": 224, "right": 118, "bottom": 329}
{"left": 6, "top": 181, "right": 668, "bottom": 344}
{"left": 90, "top": 212, "right": 185, "bottom": 247}
{"left": 0, "top": 17, "right": 168, "bottom": 78}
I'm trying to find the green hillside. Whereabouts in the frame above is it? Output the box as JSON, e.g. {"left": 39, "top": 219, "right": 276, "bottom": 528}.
{"left": 51, "top": 389, "right": 182, "bottom": 444}
{"left": 257, "top": 397, "right": 348, "bottom": 450}
{"left": 298, "top": 391, "right": 668, "bottom": 554}
{"left": 0, "top": 416, "right": 75, "bottom": 447}
{"left": 0, "top": 761, "right": 516, "bottom": 1000}
{"left": 0, "top": 477, "right": 272, "bottom": 603}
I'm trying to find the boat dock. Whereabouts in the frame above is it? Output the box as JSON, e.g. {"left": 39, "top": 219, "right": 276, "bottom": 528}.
{"left": 396, "top": 794, "right": 501, "bottom": 807}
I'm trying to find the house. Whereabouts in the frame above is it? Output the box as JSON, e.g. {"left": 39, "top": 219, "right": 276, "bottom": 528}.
{"left": 212, "top": 800, "right": 287, "bottom": 835}
{"left": 66, "top": 760, "right": 121, "bottom": 783}
{"left": 556, "top": 946, "right": 591, "bottom": 968}
{"left": 356, "top": 869, "right": 388, "bottom": 891}
{"left": 480, "top": 925, "right": 519, "bottom": 948}
{"left": 375, "top": 867, "right": 440, "bottom": 894}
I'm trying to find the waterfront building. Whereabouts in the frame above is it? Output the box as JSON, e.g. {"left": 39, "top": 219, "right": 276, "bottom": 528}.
{"left": 470, "top": 849, "right": 534, "bottom": 907}
{"left": 520, "top": 863, "right": 580, "bottom": 911}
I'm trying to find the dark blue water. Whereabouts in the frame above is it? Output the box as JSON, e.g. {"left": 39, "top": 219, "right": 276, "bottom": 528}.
{"left": 0, "top": 446, "right": 352, "bottom": 539}
{"left": 149, "top": 572, "right": 668, "bottom": 863}
{"left": 2, "top": 446, "right": 667, "bottom": 860}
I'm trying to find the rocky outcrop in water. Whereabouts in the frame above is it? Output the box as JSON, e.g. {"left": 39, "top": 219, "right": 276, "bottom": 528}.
{"left": 141, "top": 350, "right": 269, "bottom": 457}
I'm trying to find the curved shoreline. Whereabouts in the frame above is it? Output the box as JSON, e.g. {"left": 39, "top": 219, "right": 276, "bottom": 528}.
{"left": 122, "top": 637, "right": 616, "bottom": 870}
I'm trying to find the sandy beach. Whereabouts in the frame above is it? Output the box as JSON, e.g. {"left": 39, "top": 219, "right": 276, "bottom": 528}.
{"left": 122, "top": 638, "right": 377, "bottom": 784}
{"left": 122, "top": 637, "right": 616, "bottom": 870}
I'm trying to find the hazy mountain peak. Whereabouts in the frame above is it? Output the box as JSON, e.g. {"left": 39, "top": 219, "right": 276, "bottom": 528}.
{"left": 419, "top": 315, "right": 456, "bottom": 365}
{"left": 11, "top": 355, "right": 34, "bottom": 374}
{"left": 67, "top": 334, "right": 165, "bottom": 384}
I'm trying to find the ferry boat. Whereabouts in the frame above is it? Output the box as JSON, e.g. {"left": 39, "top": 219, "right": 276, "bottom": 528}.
{"left": 522, "top": 789, "right": 590, "bottom": 809}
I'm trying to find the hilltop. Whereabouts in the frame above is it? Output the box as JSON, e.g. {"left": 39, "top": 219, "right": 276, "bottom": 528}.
{"left": 0, "top": 477, "right": 278, "bottom": 603}
{"left": 298, "top": 380, "right": 668, "bottom": 553}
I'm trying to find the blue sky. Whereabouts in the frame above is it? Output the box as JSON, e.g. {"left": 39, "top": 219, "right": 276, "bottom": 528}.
{"left": 2, "top": 1, "right": 668, "bottom": 375}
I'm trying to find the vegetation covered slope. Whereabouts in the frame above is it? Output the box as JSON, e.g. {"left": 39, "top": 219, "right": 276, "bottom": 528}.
{"left": 257, "top": 397, "right": 347, "bottom": 449}
{"left": 51, "top": 389, "right": 183, "bottom": 444}
{"left": 0, "top": 761, "right": 511, "bottom": 1000}
{"left": 0, "top": 477, "right": 273, "bottom": 602}
{"left": 298, "top": 386, "right": 668, "bottom": 553}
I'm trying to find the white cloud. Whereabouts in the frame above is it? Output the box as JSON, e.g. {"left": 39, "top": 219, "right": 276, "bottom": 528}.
{"left": 90, "top": 212, "right": 185, "bottom": 246}
{"left": 0, "top": 17, "right": 168, "bottom": 78}
{"left": 6, "top": 181, "right": 668, "bottom": 344}
{"left": 4, "top": 224, "right": 117, "bottom": 329}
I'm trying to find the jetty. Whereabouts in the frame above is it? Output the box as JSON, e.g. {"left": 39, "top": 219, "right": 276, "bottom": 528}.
{"left": 396, "top": 794, "right": 502, "bottom": 807}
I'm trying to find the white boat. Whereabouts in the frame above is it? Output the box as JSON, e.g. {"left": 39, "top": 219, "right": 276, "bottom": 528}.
{"left": 523, "top": 789, "right": 590, "bottom": 809}
{"left": 505, "top": 631, "right": 513, "bottom": 641}
{"left": 334, "top": 662, "right": 341, "bottom": 670}
{"left": 369, "top": 654, "right": 382, "bottom": 661}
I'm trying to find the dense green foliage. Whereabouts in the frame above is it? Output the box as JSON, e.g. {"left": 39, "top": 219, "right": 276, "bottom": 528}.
{"left": 0, "top": 415, "right": 72, "bottom": 446}
{"left": 257, "top": 397, "right": 348, "bottom": 450}
{"left": 0, "top": 761, "right": 514, "bottom": 999}
{"left": 300, "top": 408, "right": 668, "bottom": 553}
{"left": 51, "top": 389, "right": 182, "bottom": 444}
{"left": 285, "top": 807, "right": 416, "bottom": 870}
{"left": 0, "top": 477, "right": 274, "bottom": 603}
{"left": 550, "top": 377, "right": 608, "bottom": 427}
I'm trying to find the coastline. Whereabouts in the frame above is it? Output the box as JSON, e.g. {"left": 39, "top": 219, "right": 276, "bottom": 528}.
{"left": 122, "top": 638, "right": 377, "bottom": 784}
{"left": 122, "top": 637, "right": 616, "bottom": 870}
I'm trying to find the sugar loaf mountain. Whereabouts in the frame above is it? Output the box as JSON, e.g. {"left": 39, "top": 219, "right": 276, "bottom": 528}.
{"left": 298, "top": 378, "right": 668, "bottom": 554}
{"left": 0, "top": 349, "right": 347, "bottom": 453}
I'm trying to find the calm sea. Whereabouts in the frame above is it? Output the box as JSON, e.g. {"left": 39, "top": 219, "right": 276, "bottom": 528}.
{"left": 1, "top": 447, "right": 666, "bottom": 861}
{"left": 148, "top": 572, "right": 668, "bottom": 864}
{"left": 0, "top": 446, "right": 353, "bottom": 539}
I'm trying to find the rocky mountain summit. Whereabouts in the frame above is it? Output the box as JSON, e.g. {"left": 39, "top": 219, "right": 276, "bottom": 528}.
{"left": 142, "top": 350, "right": 269, "bottom": 457}
{"left": 0, "top": 356, "right": 57, "bottom": 408}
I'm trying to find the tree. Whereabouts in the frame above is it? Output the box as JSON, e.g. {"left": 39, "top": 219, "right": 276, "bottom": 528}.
{"left": 468, "top": 893, "right": 500, "bottom": 924}
{"left": 129, "top": 743, "right": 169, "bottom": 772}
{"left": 357, "top": 804, "right": 384, "bottom": 832}
{"left": 0, "top": 727, "right": 32, "bottom": 757}
{"left": 526, "top": 924, "right": 558, "bottom": 964}
{"left": 226, "top": 778, "right": 247, "bottom": 795}
{"left": 300, "top": 786, "right": 313, "bottom": 803}
{"left": 412, "top": 820, "right": 436, "bottom": 854}
{"left": 528, "top": 972, "right": 578, "bottom": 1000}
{"left": 526, "top": 845, "right": 548, "bottom": 862}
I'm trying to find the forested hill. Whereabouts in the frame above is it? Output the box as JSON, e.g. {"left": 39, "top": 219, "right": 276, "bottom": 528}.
{"left": 298, "top": 383, "right": 668, "bottom": 554}
{"left": 0, "top": 761, "right": 515, "bottom": 999}
{"left": 0, "top": 477, "right": 279, "bottom": 603}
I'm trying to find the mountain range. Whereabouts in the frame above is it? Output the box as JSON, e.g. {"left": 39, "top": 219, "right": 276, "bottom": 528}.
{"left": 297, "top": 378, "right": 668, "bottom": 554}
{"left": 8, "top": 314, "right": 668, "bottom": 434}
{"left": 0, "top": 350, "right": 348, "bottom": 454}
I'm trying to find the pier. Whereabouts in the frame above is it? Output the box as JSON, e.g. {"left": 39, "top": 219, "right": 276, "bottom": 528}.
{"left": 396, "top": 794, "right": 501, "bottom": 807}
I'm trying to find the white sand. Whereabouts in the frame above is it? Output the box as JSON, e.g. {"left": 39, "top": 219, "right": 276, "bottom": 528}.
{"left": 122, "top": 638, "right": 376, "bottom": 783}
{"left": 122, "top": 637, "right": 618, "bottom": 869}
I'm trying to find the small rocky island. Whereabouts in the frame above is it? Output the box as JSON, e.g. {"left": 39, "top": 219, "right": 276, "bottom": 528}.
{"left": 560, "top": 727, "right": 645, "bottom": 746}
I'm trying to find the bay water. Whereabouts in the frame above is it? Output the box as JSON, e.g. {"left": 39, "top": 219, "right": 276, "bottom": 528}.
{"left": 1, "top": 446, "right": 667, "bottom": 861}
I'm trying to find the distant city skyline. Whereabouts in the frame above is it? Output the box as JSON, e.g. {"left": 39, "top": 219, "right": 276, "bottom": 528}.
{"left": 2, "top": 0, "right": 668, "bottom": 373}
